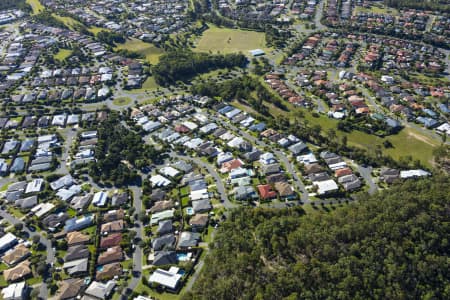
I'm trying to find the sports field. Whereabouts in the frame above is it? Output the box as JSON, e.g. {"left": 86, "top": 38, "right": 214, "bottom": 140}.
{"left": 114, "top": 38, "right": 164, "bottom": 64}
{"left": 193, "top": 24, "right": 270, "bottom": 54}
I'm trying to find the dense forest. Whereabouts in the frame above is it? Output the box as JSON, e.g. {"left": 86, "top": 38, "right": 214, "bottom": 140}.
{"left": 384, "top": 0, "right": 450, "bottom": 13}
{"left": 152, "top": 50, "right": 247, "bottom": 86}
{"left": 88, "top": 112, "right": 160, "bottom": 186}
{"left": 185, "top": 176, "right": 449, "bottom": 300}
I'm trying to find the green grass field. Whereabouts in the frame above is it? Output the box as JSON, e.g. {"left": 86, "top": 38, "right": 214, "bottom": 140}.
{"left": 263, "top": 97, "right": 438, "bottom": 167}
{"left": 114, "top": 38, "right": 165, "bottom": 64}
{"left": 88, "top": 26, "right": 108, "bottom": 36}
{"left": 26, "top": 0, "right": 44, "bottom": 15}
{"left": 193, "top": 24, "right": 270, "bottom": 55}
{"left": 52, "top": 14, "right": 83, "bottom": 31}
{"left": 353, "top": 5, "right": 399, "bottom": 15}
{"left": 112, "top": 97, "right": 132, "bottom": 106}
{"left": 54, "top": 49, "right": 72, "bottom": 61}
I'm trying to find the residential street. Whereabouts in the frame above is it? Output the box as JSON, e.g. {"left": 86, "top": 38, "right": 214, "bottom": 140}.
{"left": 0, "top": 210, "right": 54, "bottom": 299}
{"left": 168, "top": 152, "right": 236, "bottom": 209}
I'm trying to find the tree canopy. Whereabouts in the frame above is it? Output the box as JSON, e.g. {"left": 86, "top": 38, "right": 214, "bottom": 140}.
{"left": 152, "top": 50, "right": 247, "bottom": 86}
{"left": 185, "top": 176, "right": 450, "bottom": 300}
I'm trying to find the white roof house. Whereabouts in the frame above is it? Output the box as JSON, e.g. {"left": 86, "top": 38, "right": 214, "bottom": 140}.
{"left": 31, "top": 203, "right": 55, "bottom": 218}
{"left": 52, "top": 114, "right": 67, "bottom": 127}
{"left": 150, "top": 175, "right": 171, "bottom": 187}
{"left": 1, "top": 281, "right": 26, "bottom": 300}
{"left": 182, "top": 121, "right": 198, "bottom": 131}
{"left": 25, "top": 179, "right": 44, "bottom": 194}
{"left": 84, "top": 280, "right": 116, "bottom": 300}
{"left": 92, "top": 191, "right": 108, "bottom": 207}
{"left": 400, "top": 169, "right": 431, "bottom": 179}
{"left": 0, "top": 233, "right": 17, "bottom": 253}
{"left": 314, "top": 179, "right": 339, "bottom": 195}
{"left": 159, "top": 167, "right": 180, "bottom": 178}
{"left": 149, "top": 267, "right": 182, "bottom": 290}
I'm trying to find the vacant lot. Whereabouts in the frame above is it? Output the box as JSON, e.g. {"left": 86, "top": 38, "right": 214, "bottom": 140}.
{"left": 193, "top": 25, "right": 269, "bottom": 54}
{"left": 114, "top": 38, "right": 164, "bottom": 64}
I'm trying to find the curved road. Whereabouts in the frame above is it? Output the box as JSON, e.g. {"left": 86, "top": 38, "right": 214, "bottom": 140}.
{"left": 168, "top": 152, "right": 236, "bottom": 209}
{"left": 210, "top": 115, "right": 309, "bottom": 202}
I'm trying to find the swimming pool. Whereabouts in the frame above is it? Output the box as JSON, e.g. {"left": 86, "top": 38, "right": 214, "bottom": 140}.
{"left": 177, "top": 253, "right": 188, "bottom": 261}
{"left": 96, "top": 266, "right": 104, "bottom": 272}
{"left": 185, "top": 207, "right": 194, "bottom": 215}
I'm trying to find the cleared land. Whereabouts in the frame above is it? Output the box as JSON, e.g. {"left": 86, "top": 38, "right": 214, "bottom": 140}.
{"left": 114, "top": 38, "right": 165, "bottom": 64}
{"left": 26, "top": 0, "right": 44, "bottom": 15}
{"left": 54, "top": 49, "right": 72, "bottom": 61}
{"left": 52, "top": 14, "right": 83, "bottom": 30}
{"left": 193, "top": 24, "right": 270, "bottom": 54}
{"left": 88, "top": 26, "right": 107, "bottom": 36}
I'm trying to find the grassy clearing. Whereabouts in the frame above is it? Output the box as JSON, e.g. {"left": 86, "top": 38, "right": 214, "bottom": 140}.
{"left": 26, "top": 0, "right": 44, "bottom": 15}
{"left": 88, "top": 26, "right": 108, "bottom": 36}
{"left": 112, "top": 97, "right": 132, "bottom": 106}
{"left": 54, "top": 49, "right": 72, "bottom": 61}
{"left": 52, "top": 14, "right": 83, "bottom": 31}
{"left": 114, "top": 38, "right": 165, "bottom": 64}
{"left": 193, "top": 24, "right": 270, "bottom": 55}
{"left": 353, "top": 5, "right": 399, "bottom": 15}
{"left": 262, "top": 97, "right": 438, "bottom": 167}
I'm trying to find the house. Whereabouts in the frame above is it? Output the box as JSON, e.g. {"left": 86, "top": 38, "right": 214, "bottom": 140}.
{"left": 1, "top": 281, "right": 27, "bottom": 300}
{"left": 98, "top": 246, "right": 123, "bottom": 265}
{"left": 379, "top": 168, "right": 400, "bottom": 184}
{"left": 70, "top": 194, "right": 93, "bottom": 210}
{"left": 150, "top": 175, "right": 171, "bottom": 187}
{"left": 100, "top": 233, "right": 122, "bottom": 249}
{"left": 0, "top": 233, "right": 18, "bottom": 253}
{"left": 150, "top": 210, "right": 175, "bottom": 225}
{"left": 96, "top": 262, "right": 122, "bottom": 281}
{"left": 4, "top": 260, "right": 31, "bottom": 282}
{"left": 400, "top": 169, "right": 431, "bottom": 179}
{"left": 2, "top": 244, "right": 30, "bottom": 267}
{"left": 259, "top": 152, "right": 276, "bottom": 165}
{"left": 56, "top": 278, "right": 84, "bottom": 300}
{"left": 92, "top": 191, "right": 108, "bottom": 207}
{"left": 313, "top": 179, "right": 339, "bottom": 195}
{"left": 189, "top": 214, "right": 209, "bottom": 231}
{"left": 64, "top": 215, "right": 94, "bottom": 232}
{"left": 152, "top": 234, "right": 176, "bottom": 251}
{"left": 257, "top": 185, "right": 277, "bottom": 200}
{"left": 157, "top": 220, "right": 173, "bottom": 235}
{"left": 14, "top": 196, "right": 37, "bottom": 209}
{"left": 192, "top": 199, "right": 212, "bottom": 213}
{"left": 101, "top": 220, "right": 124, "bottom": 233}
{"left": 65, "top": 245, "right": 90, "bottom": 262}
{"left": 25, "top": 179, "right": 44, "bottom": 194}
{"left": 83, "top": 280, "right": 116, "bottom": 300}
{"left": 288, "top": 142, "right": 308, "bottom": 155}
{"left": 103, "top": 209, "right": 124, "bottom": 222}
{"left": 274, "top": 182, "right": 296, "bottom": 199}
{"left": 149, "top": 267, "right": 182, "bottom": 292}
{"left": 50, "top": 175, "right": 74, "bottom": 191}
{"left": 335, "top": 168, "right": 353, "bottom": 178}
{"left": 178, "top": 232, "right": 201, "bottom": 249}
{"left": 152, "top": 251, "right": 178, "bottom": 266}
{"left": 150, "top": 200, "right": 174, "bottom": 213}
{"left": 234, "top": 186, "right": 258, "bottom": 201}
{"left": 261, "top": 163, "right": 281, "bottom": 175}
{"left": 66, "top": 232, "right": 90, "bottom": 247}
{"left": 62, "top": 258, "right": 89, "bottom": 276}
{"left": 266, "top": 173, "right": 286, "bottom": 184}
